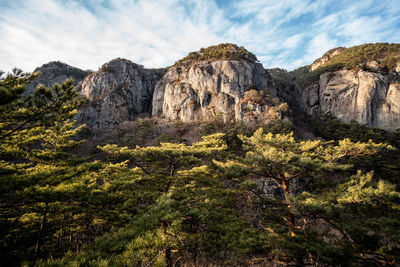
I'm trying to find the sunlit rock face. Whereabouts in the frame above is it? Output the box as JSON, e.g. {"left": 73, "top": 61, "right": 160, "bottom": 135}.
{"left": 299, "top": 69, "right": 400, "bottom": 131}
{"left": 152, "top": 59, "right": 277, "bottom": 124}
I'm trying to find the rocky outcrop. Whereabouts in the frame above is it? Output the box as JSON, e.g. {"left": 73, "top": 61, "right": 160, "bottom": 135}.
{"left": 299, "top": 69, "right": 400, "bottom": 131}
{"left": 27, "top": 61, "right": 88, "bottom": 94}
{"left": 152, "top": 60, "right": 277, "bottom": 124}
{"left": 311, "top": 47, "right": 346, "bottom": 71}
{"left": 77, "top": 58, "right": 163, "bottom": 127}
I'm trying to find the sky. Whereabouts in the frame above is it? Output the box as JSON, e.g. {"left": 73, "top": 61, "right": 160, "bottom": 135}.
{"left": 1, "top": 0, "right": 400, "bottom": 72}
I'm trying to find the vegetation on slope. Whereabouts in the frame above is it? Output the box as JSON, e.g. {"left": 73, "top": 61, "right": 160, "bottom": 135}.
{"left": 290, "top": 43, "right": 400, "bottom": 89}
{"left": 174, "top": 43, "right": 258, "bottom": 66}
{"left": 2, "top": 49, "right": 400, "bottom": 266}
{"left": 310, "top": 115, "right": 400, "bottom": 185}
{"left": 317, "top": 43, "right": 400, "bottom": 71}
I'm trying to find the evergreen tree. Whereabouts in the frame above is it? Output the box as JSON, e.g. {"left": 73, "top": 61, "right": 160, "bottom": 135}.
{"left": 46, "top": 134, "right": 261, "bottom": 266}
{"left": 0, "top": 69, "right": 105, "bottom": 264}
{"left": 98, "top": 135, "right": 234, "bottom": 266}
{"left": 214, "top": 128, "right": 397, "bottom": 265}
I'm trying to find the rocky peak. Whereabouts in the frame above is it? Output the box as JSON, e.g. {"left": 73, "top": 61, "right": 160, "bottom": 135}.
{"left": 287, "top": 43, "right": 400, "bottom": 131}
{"left": 27, "top": 61, "right": 88, "bottom": 94}
{"left": 311, "top": 47, "right": 346, "bottom": 71}
{"left": 152, "top": 45, "right": 279, "bottom": 124}
{"left": 77, "top": 58, "right": 163, "bottom": 128}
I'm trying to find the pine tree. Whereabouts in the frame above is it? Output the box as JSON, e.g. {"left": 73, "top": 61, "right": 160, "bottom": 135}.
{"left": 214, "top": 128, "right": 396, "bottom": 265}
{"left": 295, "top": 170, "right": 400, "bottom": 265}
{"left": 0, "top": 69, "right": 106, "bottom": 264}
{"left": 98, "top": 134, "right": 232, "bottom": 265}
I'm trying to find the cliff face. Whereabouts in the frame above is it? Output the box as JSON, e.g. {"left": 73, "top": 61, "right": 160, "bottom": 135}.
{"left": 77, "top": 58, "right": 163, "bottom": 127}
{"left": 299, "top": 69, "right": 400, "bottom": 131}
{"left": 152, "top": 59, "right": 277, "bottom": 124}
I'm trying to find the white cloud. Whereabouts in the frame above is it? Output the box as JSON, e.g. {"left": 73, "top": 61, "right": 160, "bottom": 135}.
{"left": 0, "top": 0, "right": 226, "bottom": 72}
{"left": 0, "top": 0, "right": 399, "bottom": 72}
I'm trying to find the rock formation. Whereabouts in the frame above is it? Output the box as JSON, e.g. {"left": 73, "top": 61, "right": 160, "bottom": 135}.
{"left": 27, "top": 61, "right": 88, "bottom": 94}
{"left": 299, "top": 69, "right": 400, "bottom": 131}
{"left": 77, "top": 58, "right": 164, "bottom": 127}
{"left": 152, "top": 58, "right": 277, "bottom": 124}
{"left": 29, "top": 43, "right": 400, "bottom": 132}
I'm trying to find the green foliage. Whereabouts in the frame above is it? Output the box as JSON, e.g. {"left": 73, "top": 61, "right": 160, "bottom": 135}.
{"left": 214, "top": 128, "right": 395, "bottom": 265}
{"left": 310, "top": 116, "right": 400, "bottom": 184}
{"left": 52, "top": 134, "right": 263, "bottom": 266}
{"left": 318, "top": 43, "right": 400, "bottom": 71}
{"left": 99, "top": 63, "right": 115, "bottom": 73}
{"left": 295, "top": 170, "right": 400, "bottom": 265}
{"left": 153, "top": 133, "right": 174, "bottom": 145}
{"left": 135, "top": 118, "right": 154, "bottom": 143}
{"left": 175, "top": 43, "right": 258, "bottom": 66}
{"left": 0, "top": 70, "right": 106, "bottom": 265}
{"left": 296, "top": 63, "right": 345, "bottom": 88}
{"left": 311, "top": 115, "right": 400, "bottom": 146}
{"left": 267, "top": 68, "right": 297, "bottom": 93}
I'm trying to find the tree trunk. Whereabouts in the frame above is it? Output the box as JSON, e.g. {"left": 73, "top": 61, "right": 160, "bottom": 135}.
{"left": 34, "top": 203, "right": 48, "bottom": 258}
{"left": 282, "top": 179, "right": 296, "bottom": 237}
{"left": 161, "top": 220, "right": 173, "bottom": 267}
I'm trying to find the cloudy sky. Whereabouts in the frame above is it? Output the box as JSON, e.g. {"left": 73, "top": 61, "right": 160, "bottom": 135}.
{"left": 1, "top": 0, "right": 400, "bottom": 72}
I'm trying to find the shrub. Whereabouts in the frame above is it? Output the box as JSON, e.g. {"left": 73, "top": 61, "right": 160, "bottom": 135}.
{"left": 175, "top": 43, "right": 258, "bottom": 66}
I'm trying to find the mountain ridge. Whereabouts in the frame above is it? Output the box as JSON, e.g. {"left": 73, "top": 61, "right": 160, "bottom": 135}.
{"left": 26, "top": 42, "right": 400, "bottom": 131}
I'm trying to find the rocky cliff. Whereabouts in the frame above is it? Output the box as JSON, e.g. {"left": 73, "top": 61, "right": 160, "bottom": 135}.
{"left": 76, "top": 58, "right": 164, "bottom": 127}
{"left": 29, "top": 43, "right": 400, "bottom": 132}
{"left": 295, "top": 43, "right": 400, "bottom": 131}
{"left": 152, "top": 44, "right": 278, "bottom": 124}
{"left": 299, "top": 69, "right": 400, "bottom": 131}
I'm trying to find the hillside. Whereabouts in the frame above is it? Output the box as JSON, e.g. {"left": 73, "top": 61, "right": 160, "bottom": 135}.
{"left": 1, "top": 43, "right": 400, "bottom": 266}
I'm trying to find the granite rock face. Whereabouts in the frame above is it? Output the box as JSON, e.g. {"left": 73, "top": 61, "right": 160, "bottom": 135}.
{"left": 152, "top": 60, "right": 277, "bottom": 124}
{"left": 77, "top": 58, "right": 163, "bottom": 127}
{"left": 299, "top": 69, "right": 400, "bottom": 131}
{"left": 27, "top": 61, "right": 88, "bottom": 94}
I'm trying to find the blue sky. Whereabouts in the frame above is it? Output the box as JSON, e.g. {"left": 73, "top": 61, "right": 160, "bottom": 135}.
{"left": 1, "top": 0, "right": 399, "bottom": 72}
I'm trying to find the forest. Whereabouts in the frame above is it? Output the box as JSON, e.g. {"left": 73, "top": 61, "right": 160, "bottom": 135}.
{"left": 1, "top": 69, "right": 400, "bottom": 266}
